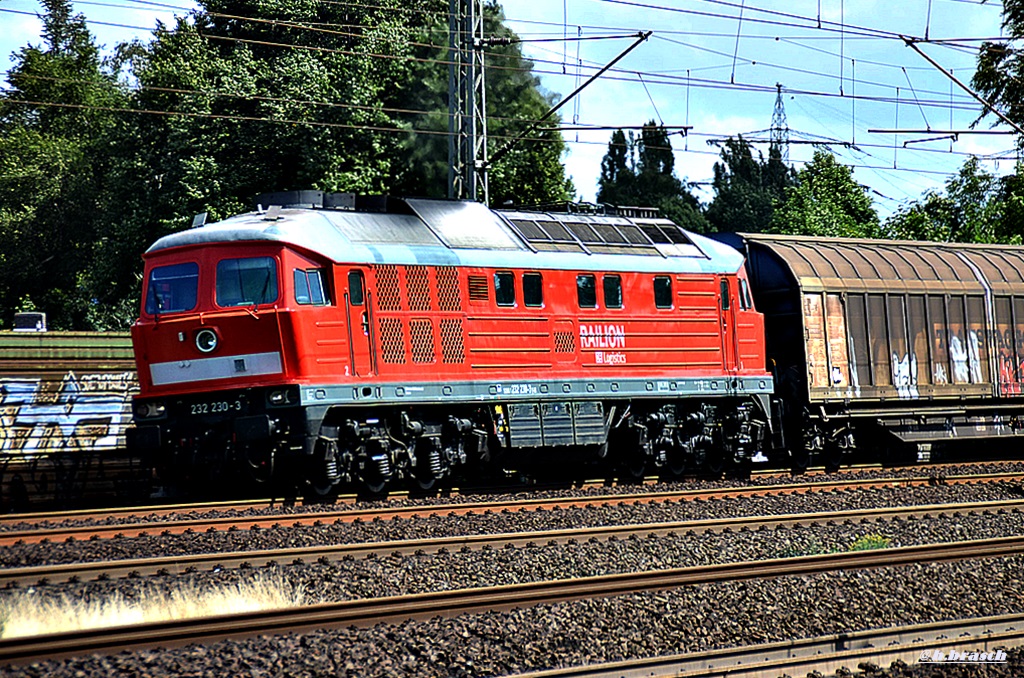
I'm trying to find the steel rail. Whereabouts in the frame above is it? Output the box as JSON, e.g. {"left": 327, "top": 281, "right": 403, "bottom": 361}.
{"left": 504, "top": 613, "right": 1024, "bottom": 678}
{"left": 3, "top": 498, "right": 1023, "bottom": 587}
{"left": 3, "top": 536, "right": 1024, "bottom": 665}
{"left": 0, "top": 458, "right": 1008, "bottom": 529}
{"left": 2, "top": 471, "right": 1022, "bottom": 547}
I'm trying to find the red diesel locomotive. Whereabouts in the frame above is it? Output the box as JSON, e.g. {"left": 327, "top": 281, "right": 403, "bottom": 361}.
{"left": 127, "top": 193, "right": 773, "bottom": 494}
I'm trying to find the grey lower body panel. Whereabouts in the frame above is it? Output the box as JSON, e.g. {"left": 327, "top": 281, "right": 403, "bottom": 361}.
{"left": 297, "top": 375, "right": 774, "bottom": 408}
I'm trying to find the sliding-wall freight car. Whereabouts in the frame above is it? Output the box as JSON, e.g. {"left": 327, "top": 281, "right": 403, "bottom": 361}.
{"left": 724, "top": 233, "right": 1024, "bottom": 470}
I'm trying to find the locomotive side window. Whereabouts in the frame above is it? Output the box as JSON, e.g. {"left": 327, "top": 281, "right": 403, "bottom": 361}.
{"left": 294, "top": 269, "right": 329, "bottom": 306}
{"left": 523, "top": 272, "right": 543, "bottom": 307}
{"left": 494, "top": 271, "right": 516, "bottom": 306}
{"left": 653, "top": 276, "right": 672, "bottom": 309}
{"left": 216, "top": 257, "right": 278, "bottom": 307}
{"left": 348, "top": 270, "right": 364, "bottom": 306}
{"left": 720, "top": 279, "right": 730, "bottom": 310}
{"left": 603, "top": 275, "right": 623, "bottom": 309}
{"left": 577, "top": 274, "right": 597, "bottom": 308}
{"left": 145, "top": 262, "right": 199, "bottom": 315}
{"left": 739, "top": 278, "right": 753, "bottom": 310}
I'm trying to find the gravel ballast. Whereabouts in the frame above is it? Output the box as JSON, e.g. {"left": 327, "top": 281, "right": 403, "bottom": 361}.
{"left": 3, "top": 481, "right": 1023, "bottom": 568}
{"left": 4, "top": 554, "right": 1024, "bottom": 678}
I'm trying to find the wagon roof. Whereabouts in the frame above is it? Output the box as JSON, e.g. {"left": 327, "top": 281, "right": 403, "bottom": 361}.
{"left": 145, "top": 198, "right": 744, "bottom": 275}
{"left": 735, "top": 232, "right": 1024, "bottom": 295}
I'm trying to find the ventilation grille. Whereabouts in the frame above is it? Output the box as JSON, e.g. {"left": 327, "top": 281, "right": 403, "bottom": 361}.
{"left": 436, "top": 266, "right": 462, "bottom": 311}
{"left": 409, "top": 319, "right": 435, "bottom": 364}
{"left": 378, "top": 317, "right": 405, "bottom": 364}
{"left": 375, "top": 265, "right": 401, "bottom": 311}
{"left": 407, "top": 266, "right": 431, "bottom": 311}
{"left": 440, "top": 318, "right": 465, "bottom": 364}
{"left": 468, "top": 275, "right": 489, "bottom": 301}
{"left": 555, "top": 331, "right": 576, "bottom": 354}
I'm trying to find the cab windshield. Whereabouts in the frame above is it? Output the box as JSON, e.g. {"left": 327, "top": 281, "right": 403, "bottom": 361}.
{"left": 145, "top": 262, "right": 199, "bottom": 315}
{"left": 216, "top": 257, "right": 278, "bottom": 307}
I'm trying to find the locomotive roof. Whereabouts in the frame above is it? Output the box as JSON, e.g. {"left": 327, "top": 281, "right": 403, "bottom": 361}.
{"left": 731, "top": 232, "right": 1024, "bottom": 295}
{"left": 145, "top": 198, "right": 745, "bottom": 275}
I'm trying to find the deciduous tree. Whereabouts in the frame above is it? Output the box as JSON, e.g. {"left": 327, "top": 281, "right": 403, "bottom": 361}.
{"left": 771, "top": 149, "right": 880, "bottom": 238}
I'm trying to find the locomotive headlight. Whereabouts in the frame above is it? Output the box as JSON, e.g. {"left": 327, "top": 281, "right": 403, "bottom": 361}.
{"left": 267, "top": 388, "right": 296, "bottom": 406}
{"left": 195, "top": 328, "right": 218, "bottom": 353}
{"left": 134, "top": 401, "right": 166, "bottom": 419}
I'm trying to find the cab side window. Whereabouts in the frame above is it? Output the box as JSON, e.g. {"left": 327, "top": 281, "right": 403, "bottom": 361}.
{"left": 294, "top": 269, "right": 329, "bottom": 305}
{"left": 739, "top": 278, "right": 753, "bottom": 310}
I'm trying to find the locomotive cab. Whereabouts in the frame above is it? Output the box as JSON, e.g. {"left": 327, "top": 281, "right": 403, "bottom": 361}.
{"left": 128, "top": 241, "right": 341, "bottom": 490}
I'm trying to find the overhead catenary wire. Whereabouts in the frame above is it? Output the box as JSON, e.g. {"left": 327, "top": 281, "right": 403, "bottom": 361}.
{"left": 0, "top": 3, "right": 988, "bottom": 108}
{"left": 3, "top": 0, "right": 1015, "bottom": 210}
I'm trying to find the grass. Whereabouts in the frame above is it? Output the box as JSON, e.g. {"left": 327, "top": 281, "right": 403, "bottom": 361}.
{"left": 775, "top": 533, "right": 894, "bottom": 559}
{"left": 0, "top": 573, "right": 308, "bottom": 639}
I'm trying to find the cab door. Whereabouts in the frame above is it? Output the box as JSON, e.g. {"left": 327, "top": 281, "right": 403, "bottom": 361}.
{"left": 345, "top": 269, "right": 374, "bottom": 376}
{"left": 719, "top": 277, "right": 738, "bottom": 373}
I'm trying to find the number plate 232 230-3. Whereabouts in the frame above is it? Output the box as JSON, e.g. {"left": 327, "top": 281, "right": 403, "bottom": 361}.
{"left": 189, "top": 400, "right": 243, "bottom": 416}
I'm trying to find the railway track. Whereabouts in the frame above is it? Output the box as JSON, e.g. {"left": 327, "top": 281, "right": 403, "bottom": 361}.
{"left": 505, "top": 613, "right": 1024, "bottom": 678}
{"left": 0, "top": 458, "right": 1012, "bottom": 525}
{"left": 3, "top": 535, "right": 1024, "bottom": 666}
{"left": 3, "top": 497, "right": 1023, "bottom": 587}
{"left": 3, "top": 470, "right": 1022, "bottom": 547}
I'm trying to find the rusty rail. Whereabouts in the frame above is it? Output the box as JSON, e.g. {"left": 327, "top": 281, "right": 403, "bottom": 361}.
{"left": 4, "top": 471, "right": 1023, "bottom": 547}
{"left": 3, "top": 536, "right": 1024, "bottom": 665}
{"left": 3, "top": 498, "right": 1024, "bottom": 587}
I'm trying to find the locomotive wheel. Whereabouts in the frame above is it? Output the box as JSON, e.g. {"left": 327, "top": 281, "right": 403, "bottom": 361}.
{"left": 823, "top": 445, "right": 843, "bottom": 473}
{"left": 665, "top": 446, "right": 688, "bottom": 478}
{"left": 305, "top": 478, "right": 340, "bottom": 503}
{"left": 241, "top": 446, "right": 275, "bottom": 485}
{"left": 703, "top": 450, "right": 725, "bottom": 478}
{"left": 790, "top": 448, "right": 810, "bottom": 475}
{"left": 414, "top": 474, "right": 438, "bottom": 492}
{"left": 622, "top": 456, "right": 647, "bottom": 481}
{"left": 362, "top": 477, "right": 387, "bottom": 495}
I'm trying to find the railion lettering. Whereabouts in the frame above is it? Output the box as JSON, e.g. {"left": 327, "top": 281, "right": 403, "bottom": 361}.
{"left": 579, "top": 324, "right": 626, "bottom": 349}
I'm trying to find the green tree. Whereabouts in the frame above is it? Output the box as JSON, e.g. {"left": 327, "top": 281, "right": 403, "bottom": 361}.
{"left": 771, "top": 149, "right": 880, "bottom": 238}
{"left": 89, "top": 0, "right": 438, "bottom": 315}
{"left": 0, "top": 0, "right": 124, "bottom": 328}
{"left": 973, "top": 0, "right": 1024, "bottom": 134}
{"left": 705, "top": 136, "right": 796, "bottom": 233}
{"left": 597, "top": 122, "right": 708, "bottom": 231}
{"left": 883, "top": 157, "right": 1017, "bottom": 243}
{"left": 597, "top": 129, "right": 632, "bottom": 205}
{"left": 1, "top": 0, "right": 578, "bottom": 328}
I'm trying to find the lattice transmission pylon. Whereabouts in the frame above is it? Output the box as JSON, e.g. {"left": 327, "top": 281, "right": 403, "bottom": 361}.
{"left": 448, "top": 0, "right": 488, "bottom": 203}
{"left": 770, "top": 82, "right": 790, "bottom": 164}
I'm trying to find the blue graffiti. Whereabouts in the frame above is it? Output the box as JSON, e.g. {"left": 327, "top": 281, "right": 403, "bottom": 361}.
{"left": 0, "top": 372, "right": 133, "bottom": 456}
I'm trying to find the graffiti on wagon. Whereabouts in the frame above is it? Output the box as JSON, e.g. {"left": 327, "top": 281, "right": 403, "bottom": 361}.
{"left": 0, "top": 372, "right": 135, "bottom": 456}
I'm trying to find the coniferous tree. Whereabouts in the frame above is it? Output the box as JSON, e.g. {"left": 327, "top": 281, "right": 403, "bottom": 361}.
{"left": 597, "top": 122, "right": 707, "bottom": 231}
{"left": 705, "top": 136, "right": 796, "bottom": 233}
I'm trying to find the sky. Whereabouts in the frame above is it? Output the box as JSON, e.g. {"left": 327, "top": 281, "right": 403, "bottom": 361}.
{"left": 0, "top": 0, "right": 1015, "bottom": 218}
